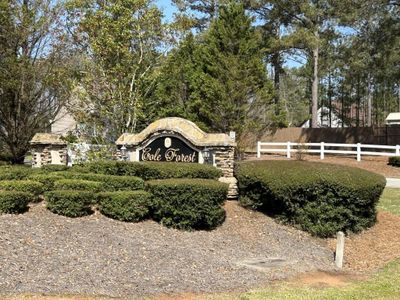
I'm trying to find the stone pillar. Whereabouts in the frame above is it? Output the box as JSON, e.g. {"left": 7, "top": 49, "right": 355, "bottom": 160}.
{"left": 30, "top": 133, "right": 68, "bottom": 168}
{"left": 211, "top": 146, "right": 237, "bottom": 199}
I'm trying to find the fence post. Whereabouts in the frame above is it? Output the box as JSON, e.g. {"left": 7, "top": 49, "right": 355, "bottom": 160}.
{"left": 257, "top": 141, "right": 261, "bottom": 158}
{"left": 357, "top": 143, "right": 361, "bottom": 162}
{"left": 287, "top": 141, "right": 291, "bottom": 159}
{"left": 396, "top": 145, "right": 400, "bottom": 156}
{"left": 320, "top": 142, "right": 325, "bottom": 160}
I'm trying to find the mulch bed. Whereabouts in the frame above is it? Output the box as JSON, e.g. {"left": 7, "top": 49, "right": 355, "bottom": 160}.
{"left": 0, "top": 201, "right": 334, "bottom": 298}
{"left": 1, "top": 156, "right": 400, "bottom": 298}
{"left": 247, "top": 155, "right": 400, "bottom": 272}
{"left": 327, "top": 211, "right": 400, "bottom": 272}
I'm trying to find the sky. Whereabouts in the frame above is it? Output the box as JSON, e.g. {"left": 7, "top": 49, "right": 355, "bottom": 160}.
{"left": 156, "top": 0, "right": 176, "bottom": 22}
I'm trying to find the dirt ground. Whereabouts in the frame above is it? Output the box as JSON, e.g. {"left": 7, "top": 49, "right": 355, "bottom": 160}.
{"left": 247, "top": 154, "right": 400, "bottom": 178}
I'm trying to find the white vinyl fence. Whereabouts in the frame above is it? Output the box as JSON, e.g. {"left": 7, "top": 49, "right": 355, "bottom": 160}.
{"left": 256, "top": 141, "right": 400, "bottom": 162}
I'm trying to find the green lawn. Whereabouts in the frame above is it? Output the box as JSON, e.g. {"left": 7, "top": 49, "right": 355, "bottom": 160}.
{"left": 378, "top": 188, "right": 400, "bottom": 216}
{"left": 194, "top": 188, "right": 400, "bottom": 300}
{"left": 200, "top": 259, "right": 400, "bottom": 300}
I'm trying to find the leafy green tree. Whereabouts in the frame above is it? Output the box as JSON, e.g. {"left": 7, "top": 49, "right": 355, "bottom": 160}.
{"left": 154, "top": 2, "right": 275, "bottom": 146}
{"left": 66, "top": 0, "right": 166, "bottom": 140}
{"left": 0, "top": 0, "right": 71, "bottom": 163}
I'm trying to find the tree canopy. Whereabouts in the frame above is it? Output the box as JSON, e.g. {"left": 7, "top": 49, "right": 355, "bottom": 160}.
{"left": 0, "top": 0, "right": 399, "bottom": 162}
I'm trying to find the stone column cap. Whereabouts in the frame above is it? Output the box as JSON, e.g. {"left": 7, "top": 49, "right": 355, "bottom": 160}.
{"left": 116, "top": 117, "right": 236, "bottom": 147}
{"left": 30, "top": 133, "right": 67, "bottom": 145}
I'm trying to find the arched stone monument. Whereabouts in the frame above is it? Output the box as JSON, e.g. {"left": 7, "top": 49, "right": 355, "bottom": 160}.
{"left": 116, "top": 117, "right": 238, "bottom": 198}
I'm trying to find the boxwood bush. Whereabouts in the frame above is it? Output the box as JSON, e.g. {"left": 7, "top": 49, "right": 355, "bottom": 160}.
{"left": 236, "top": 160, "right": 386, "bottom": 237}
{"left": 41, "top": 164, "right": 69, "bottom": 172}
{"left": 0, "top": 191, "right": 32, "bottom": 213}
{"left": 388, "top": 156, "right": 400, "bottom": 167}
{"left": 54, "top": 172, "right": 144, "bottom": 191}
{"left": 97, "top": 191, "right": 151, "bottom": 222}
{"left": 0, "top": 180, "right": 44, "bottom": 196}
{"left": 83, "top": 161, "right": 222, "bottom": 180}
{"left": 146, "top": 179, "right": 228, "bottom": 230}
{"left": 0, "top": 165, "right": 34, "bottom": 180}
{"left": 27, "top": 174, "right": 67, "bottom": 191}
{"left": 53, "top": 179, "right": 103, "bottom": 192}
{"left": 45, "top": 190, "right": 94, "bottom": 217}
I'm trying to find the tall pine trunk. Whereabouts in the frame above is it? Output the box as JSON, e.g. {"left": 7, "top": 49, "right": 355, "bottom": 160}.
{"left": 311, "top": 41, "right": 319, "bottom": 128}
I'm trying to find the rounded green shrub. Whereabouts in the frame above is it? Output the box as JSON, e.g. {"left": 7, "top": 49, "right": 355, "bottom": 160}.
{"left": 0, "top": 165, "right": 34, "bottom": 180}
{"left": 388, "top": 156, "right": 400, "bottom": 167}
{"left": 53, "top": 179, "right": 103, "bottom": 192}
{"left": 83, "top": 161, "right": 222, "bottom": 180}
{"left": 27, "top": 174, "right": 67, "bottom": 191}
{"left": 45, "top": 190, "right": 94, "bottom": 217}
{"left": 41, "top": 164, "right": 69, "bottom": 172}
{"left": 235, "top": 160, "right": 386, "bottom": 237}
{"left": 54, "top": 172, "right": 144, "bottom": 191}
{"left": 0, "top": 180, "right": 44, "bottom": 196}
{"left": 97, "top": 191, "right": 151, "bottom": 222}
{"left": 0, "top": 191, "right": 32, "bottom": 213}
{"left": 146, "top": 179, "right": 228, "bottom": 230}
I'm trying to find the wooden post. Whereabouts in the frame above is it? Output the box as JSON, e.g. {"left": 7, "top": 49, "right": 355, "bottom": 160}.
{"left": 396, "top": 145, "right": 400, "bottom": 156}
{"left": 287, "top": 142, "right": 291, "bottom": 159}
{"left": 257, "top": 141, "right": 261, "bottom": 158}
{"left": 335, "top": 231, "right": 345, "bottom": 268}
{"left": 357, "top": 143, "right": 361, "bottom": 162}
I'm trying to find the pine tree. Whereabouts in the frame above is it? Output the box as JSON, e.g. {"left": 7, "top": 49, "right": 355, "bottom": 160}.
{"left": 154, "top": 2, "right": 275, "bottom": 144}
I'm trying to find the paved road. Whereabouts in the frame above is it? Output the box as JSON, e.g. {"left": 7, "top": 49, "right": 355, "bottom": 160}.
{"left": 386, "top": 178, "right": 400, "bottom": 188}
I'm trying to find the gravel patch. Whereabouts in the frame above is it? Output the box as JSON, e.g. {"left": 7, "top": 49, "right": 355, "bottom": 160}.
{"left": 0, "top": 201, "right": 335, "bottom": 298}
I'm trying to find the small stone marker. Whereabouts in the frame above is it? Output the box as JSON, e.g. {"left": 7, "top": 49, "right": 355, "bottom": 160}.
{"left": 335, "top": 231, "right": 345, "bottom": 268}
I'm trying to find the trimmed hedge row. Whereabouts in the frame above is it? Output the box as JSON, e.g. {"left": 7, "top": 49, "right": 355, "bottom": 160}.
{"left": 81, "top": 161, "right": 222, "bottom": 180}
{"left": 388, "top": 156, "right": 400, "bottom": 167}
{"left": 0, "top": 191, "right": 32, "bottom": 213}
{"left": 146, "top": 179, "right": 228, "bottom": 230}
{"left": 27, "top": 174, "right": 66, "bottom": 191}
{"left": 54, "top": 172, "right": 144, "bottom": 191}
{"left": 45, "top": 190, "right": 94, "bottom": 217}
{"left": 0, "top": 180, "right": 43, "bottom": 196}
{"left": 53, "top": 179, "right": 103, "bottom": 192}
{"left": 0, "top": 165, "right": 34, "bottom": 180}
{"left": 41, "top": 165, "right": 69, "bottom": 172}
{"left": 236, "top": 160, "right": 386, "bottom": 237}
{"left": 98, "top": 191, "right": 151, "bottom": 222}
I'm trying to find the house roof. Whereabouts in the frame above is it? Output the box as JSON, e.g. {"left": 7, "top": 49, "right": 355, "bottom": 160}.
{"left": 386, "top": 113, "right": 400, "bottom": 122}
{"left": 116, "top": 117, "right": 236, "bottom": 147}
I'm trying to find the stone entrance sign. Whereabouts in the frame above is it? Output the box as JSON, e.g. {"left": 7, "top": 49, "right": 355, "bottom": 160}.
{"left": 139, "top": 135, "right": 199, "bottom": 163}
{"left": 116, "top": 117, "right": 238, "bottom": 198}
{"left": 30, "top": 118, "right": 238, "bottom": 198}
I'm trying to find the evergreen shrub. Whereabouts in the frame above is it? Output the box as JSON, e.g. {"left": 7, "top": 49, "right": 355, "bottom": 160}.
{"left": 83, "top": 161, "right": 222, "bottom": 180}
{"left": 236, "top": 160, "right": 386, "bottom": 237}
{"left": 388, "top": 156, "right": 400, "bottom": 167}
{"left": 45, "top": 190, "right": 94, "bottom": 217}
{"left": 97, "top": 191, "right": 151, "bottom": 222}
{"left": 27, "top": 174, "right": 66, "bottom": 191}
{"left": 54, "top": 172, "right": 144, "bottom": 191}
{"left": 0, "top": 191, "right": 32, "bottom": 213}
{"left": 0, "top": 165, "right": 34, "bottom": 180}
{"left": 53, "top": 179, "right": 103, "bottom": 192}
{"left": 0, "top": 180, "right": 44, "bottom": 196}
{"left": 41, "top": 164, "right": 69, "bottom": 172}
{"left": 146, "top": 179, "right": 228, "bottom": 230}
